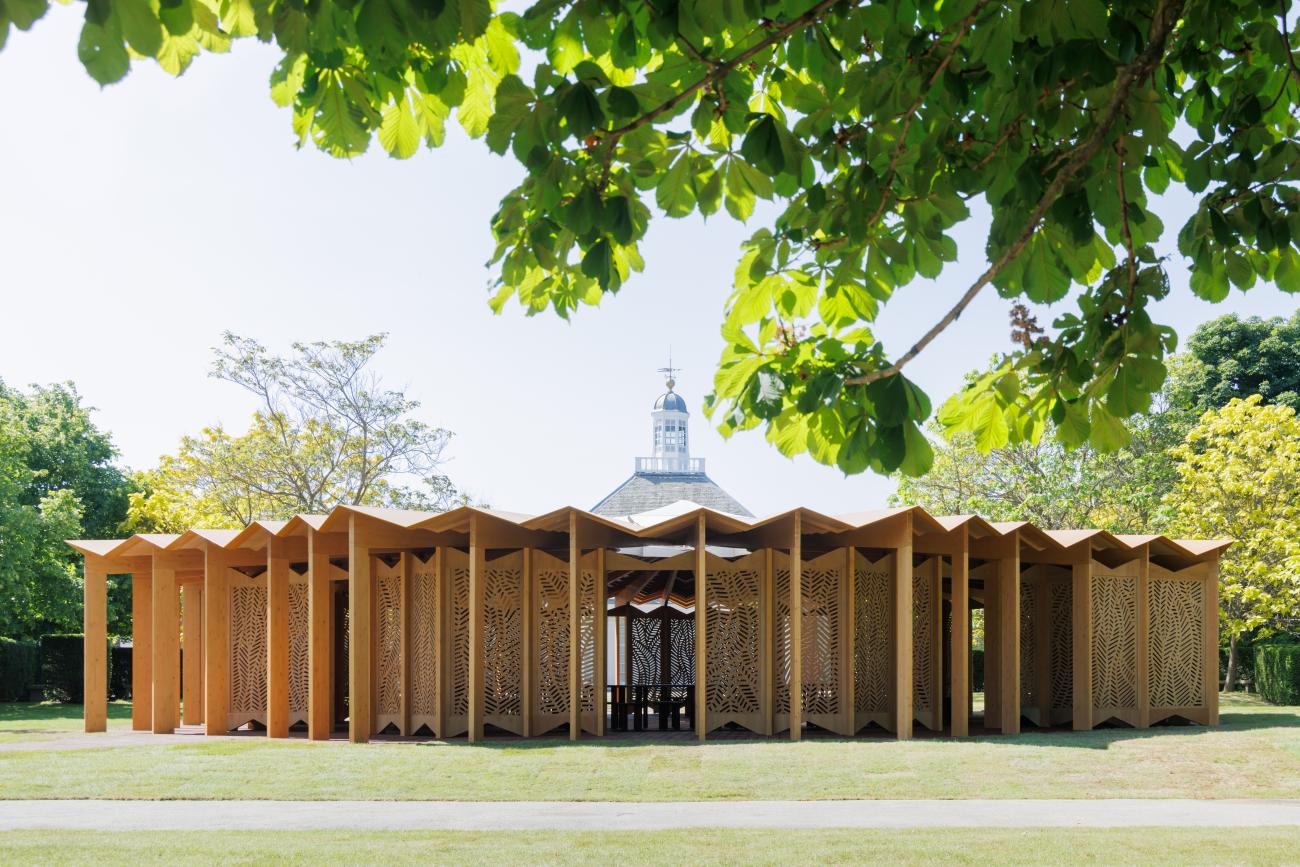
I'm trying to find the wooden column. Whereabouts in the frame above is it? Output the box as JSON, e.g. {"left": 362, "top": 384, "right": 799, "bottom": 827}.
{"left": 521, "top": 547, "right": 534, "bottom": 737}
{"left": 348, "top": 515, "right": 372, "bottom": 743}
{"left": 267, "top": 537, "right": 290, "bottom": 739}
{"left": 695, "top": 515, "right": 708, "bottom": 741}
{"left": 151, "top": 555, "right": 179, "bottom": 734}
{"left": 842, "top": 546, "right": 855, "bottom": 737}
{"left": 761, "top": 547, "right": 774, "bottom": 736}
{"left": 789, "top": 513, "right": 803, "bottom": 741}
{"left": 83, "top": 558, "right": 108, "bottom": 733}
{"left": 181, "top": 583, "right": 204, "bottom": 726}
{"left": 950, "top": 531, "right": 970, "bottom": 737}
{"left": 893, "top": 515, "right": 914, "bottom": 740}
{"left": 400, "top": 552, "right": 413, "bottom": 736}
{"left": 997, "top": 535, "right": 1020, "bottom": 735}
{"left": 203, "top": 549, "right": 229, "bottom": 736}
{"left": 131, "top": 568, "right": 153, "bottom": 731}
{"left": 595, "top": 546, "right": 607, "bottom": 737}
{"left": 307, "top": 531, "right": 331, "bottom": 740}
{"left": 1071, "top": 545, "right": 1094, "bottom": 731}
{"left": 1204, "top": 557, "right": 1220, "bottom": 726}
{"left": 568, "top": 512, "right": 580, "bottom": 741}
{"left": 468, "top": 517, "right": 485, "bottom": 743}
{"left": 1136, "top": 545, "right": 1151, "bottom": 729}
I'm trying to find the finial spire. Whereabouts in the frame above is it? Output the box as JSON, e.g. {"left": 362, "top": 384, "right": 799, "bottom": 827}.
{"left": 657, "top": 350, "right": 681, "bottom": 391}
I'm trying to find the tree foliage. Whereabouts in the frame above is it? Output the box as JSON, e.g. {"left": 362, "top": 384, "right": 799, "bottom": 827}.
{"left": 5, "top": 0, "right": 1298, "bottom": 476}
{"left": 127, "top": 333, "right": 466, "bottom": 530}
{"left": 1172, "top": 311, "right": 1300, "bottom": 411}
{"left": 0, "top": 381, "right": 132, "bottom": 640}
{"left": 1168, "top": 395, "right": 1300, "bottom": 679}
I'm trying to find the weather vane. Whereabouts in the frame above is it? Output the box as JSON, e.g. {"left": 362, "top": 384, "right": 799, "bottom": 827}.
{"left": 658, "top": 351, "right": 682, "bottom": 391}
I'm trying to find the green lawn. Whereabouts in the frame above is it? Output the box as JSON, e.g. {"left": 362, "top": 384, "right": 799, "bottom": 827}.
{"left": 0, "top": 700, "right": 132, "bottom": 745}
{"left": 0, "top": 695, "right": 1295, "bottom": 801}
{"left": 2, "top": 827, "right": 1298, "bottom": 865}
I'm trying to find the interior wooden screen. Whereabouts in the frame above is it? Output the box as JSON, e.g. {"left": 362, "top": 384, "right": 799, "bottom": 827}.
{"left": 373, "top": 556, "right": 404, "bottom": 734}
{"left": 288, "top": 569, "right": 309, "bottom": 727}
{"left": 1147, "top": 563, "right": 1208, "bottom": 724}
{"left": 1018, "top": 564, "right": 1072, "bottom": 727}
{"left": 704, "top": 551, "right": 765, "bottom": 733}
{"left": 1090, "top": 559, "right": 1141, "bottom": 726}
{"left": 531, "top": 549, "right": 570, "bottom": 736}
{"left": 228, "top": 569, "right": 267, "bottom": 730}
{"left": 409, "top": 552, "right": 438, "bottom": 736}
{"left": 484, "top": 550, "right": 525, "bottom": 735}
{"left": 1047, "top": 573, "right": 1074, "bottom": 726}
{"left": 773, "top": 550, "right": 852, "bottom": 736}
{"left": 854, "top": 551, "right": 893, "bottom": 733}
{"left": 912, "top": 556, "right": 942, "bottom": 732}
{"left": 773, "top": 550, "right": 791, "bottom": 733}
{"left": 443, "top": 547, "right": 471, "bottom": 738}
{"left": 578, "top": 551, "right": 600, "bottom": 735}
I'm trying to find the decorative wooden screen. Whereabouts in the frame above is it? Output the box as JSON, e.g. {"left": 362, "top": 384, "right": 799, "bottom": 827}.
{"left": 630, "top": 616, "right": 661, "bottom": 684}
{"left": 444, "top": 548, "right": 471, "bottom": 738}
{"left": 1090, "top": 568, "right": 1138, "bottom": 725}
{"left": 229, "top": 576, "right": 267, "bottom": 728}
{"left": 667, "top": 615, "right": 695, "bottom": 685}
{"left": 802, "top": 552, "right": 843, "bottom": 732}
{"left": 532, "top": 550, "right": 570, "bottom": 735}
{"left": 484, "top": 551, "right": 524, "bottom": 735}
{"left": 409, "top": 553, "right": 438, "bottom": 735}
{"left": 1049, "top": 578, "right": 1073, "bottom": 720}
{"left": 288, "top": 577, "right": 309, "bottom": 725}
{"left": 912, "top": 557, "right": 942, "bottom": 731}
{"left": 1148, "top": 569, "right": 1205, "bottom": 718}
{"left": 578, "top": 553, "right": 600, "bottom": 734}
{"left": 704, "top": 551, "right": 763, "bottom": 732}
{"left": 855, "top": 552, "right": 892, "bottom": 732}
{"left": 1019, "top": 578, "right": 1037, "bottom": 713}
{"left": 374, "top": 557, "right": 404, "bottom": 734}
{"left": 774, "top": 552, "right": 791, "bottom": 725}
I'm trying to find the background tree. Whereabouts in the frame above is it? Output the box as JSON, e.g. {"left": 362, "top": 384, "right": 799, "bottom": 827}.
{"left": 127, "top": 333, "right": 467, "bottom": 530}
{"left": 1168, "top": 395, "right": 1300, "bottom": 691}
{"left": 0, "top": 381, "right": 132, "bottom": 639}
{"left": 1171, "top": 311, "right": 1300, "bottom": 412}
{"left": 4, "top": 0, "right": 1297, "bottom": 477}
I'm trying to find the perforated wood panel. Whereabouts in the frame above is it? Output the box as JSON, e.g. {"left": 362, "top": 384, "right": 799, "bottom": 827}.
{"left": 1049, "top": 579, "right": 1073, "bottom": 714}
{"left": 288, "top": 579, "right": 309, "bottom": 724}
{"left": 229, "top": 580, "right": 267, "bottom": 727}
{"left": 1091, "top": 572, "right": 1138, "bottom": 721}
{"left": 1020, "top": 579, "right": 1037, "bottom": 710}
{"left": 705, "top": 552, "right": 762, "bottom": 731}
{"left": 444, "top": 548, "right": 471, "bottom": 738}
{"left": 801, "top": 553, "right": 842, "bottom": 726}
{"left": 375, "top": 561, "right": 403, "bottom": 732}
{"left": 409, "top": 556, "right": 437, "bottom": 733}
{"left": 855, "top": 553, "right": 891, "bottom": 729}
{"left": 774, "top": 553, "right": 791, "bottom": 721}
{"left": 484, "top": 553, "right": 524, "bottom": 734}
{"left": 912, "top": 565, "right": 934, "bottom": 717}
{"left": 630, "top": 617, "right": 661, "bottom": 684}
{"left": 667, "top": 616, "right": 695, "bottom": 685}
{"left": 1148, "top": 576, "right": 1205, "bottom": 711}
{"left": 533, "top": 550, "right": 570, "bottom": 734}
{"left": 578, "top": 560, "right": 597, "bottom": 721}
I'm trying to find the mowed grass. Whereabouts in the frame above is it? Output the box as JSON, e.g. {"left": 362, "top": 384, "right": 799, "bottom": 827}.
{"left": 0, "top": 701, "right": 132, "bottom": 744}
{"left": 2, "top": 827, "right": 1299, "bottom": 865}
{"left": 0, "top": 695, "right": 1296, "bottom": 801}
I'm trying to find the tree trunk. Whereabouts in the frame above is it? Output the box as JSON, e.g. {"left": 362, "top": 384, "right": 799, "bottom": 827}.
{"left": 1223, "top": 635, "right": 1239, "bottom": 693}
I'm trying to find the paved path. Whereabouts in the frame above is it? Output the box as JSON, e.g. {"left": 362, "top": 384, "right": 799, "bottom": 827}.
{"left": 2, "top": 799, "right": 1299, "bottom": 831}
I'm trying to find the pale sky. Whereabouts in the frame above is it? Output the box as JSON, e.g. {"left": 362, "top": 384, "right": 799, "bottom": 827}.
{"left": 1, "top": 7, "right": 1295, "bottom": 518}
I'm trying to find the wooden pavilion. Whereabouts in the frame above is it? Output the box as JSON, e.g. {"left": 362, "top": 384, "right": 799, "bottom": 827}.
{"left": 69, "top": 502, "right": 1227, "bottom": 743}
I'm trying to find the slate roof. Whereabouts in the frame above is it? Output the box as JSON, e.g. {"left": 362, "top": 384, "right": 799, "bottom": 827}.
{"left": 591, "top": 471, "right": 754, "bottom": 518}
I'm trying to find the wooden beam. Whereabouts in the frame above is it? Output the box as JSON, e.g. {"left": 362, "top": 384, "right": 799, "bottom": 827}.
{"left": 348, "top": 514, "right": 372, "bottom": 743}
{"left": 568, "top": 511, "right": 580, "bottom": 741}
{"left": 82, "top": 559, "right": 108, "bottom": 733}
{"left": 695, "top": 515, "right": 707, "bottom": 741}
{"left": 595, "top": 546, "right": 607, "bottom": 737}
{"left": 203, "top": 549, "right": 229, "bottom": 736}
{"left": 893, "top": 514, "right": 913, "bottom": 740}
{"left": 1072, "top": 545, "right": 1094, "bottom": 731}
{"left": 132, "top": 568, "right": 153, "bottom": 732}
{"left": 151, "top": 556, "right": 179, "bottom": 734}
{"left": 468, "top": 516, "right": 484, "bottom": 743}
{"left": 950, "top": 530, "right": 970, "bottom": 737}
{"left": 181, "top": 584, "right": 204, "bottom": 726}
{"left": 789, "top": 512, "right": 803, "bottom": 741}
{"left": 307, "top": 531, "right": 332, "bottom": 740}
{"left": 266, "top": 537, "right": 290, "bottom": 739}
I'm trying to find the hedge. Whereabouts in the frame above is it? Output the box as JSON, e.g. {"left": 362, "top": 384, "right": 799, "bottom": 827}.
{"left": 0, "top": 638, "right": 40, "bottom": 702}
{"left": 972, "top": 648, "right": 985, "bottom": 692}
{"left": 40, "top": 634, "right": 93, "bottom": 703}
{"left": 1255, "top": 645, "right": 1300, "bottom": 706}
{"left": 109, "top": 645, "right": 132, "bottom": 700}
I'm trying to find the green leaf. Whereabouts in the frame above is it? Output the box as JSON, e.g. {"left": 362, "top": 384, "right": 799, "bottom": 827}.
{"left": 78, "top": 20, "right": 131, "bottom": 85}
{"left": 378, "top": 94, "right": 421, "bottom": 159}
{"left": 656, "top": 154, "right": 696, "bottom": 218}
{"left": 1089, "top": 406, "right": 1131, "bottom": 451}
{"left": 898, "top": 421, "right": 934, "bottom": 477}
{"left": 581, "top": 239, "right": 612, "bottom": 287}
{"left": 118, "top": 0, "right": 164, "bottom": 57}
{"left": 4, "top": 0, "right": 46, "bottom": 29}
{"left": 558, "top": 81, "right": 603, "bottom": 139}
{"left": 605, "top": 195, "right": 634, "bottom": 245}
{"left": 486, "top": 75, "right": 532, "bottom": 155}
{"left": 1277, "top": 247, "right": 1300, "bottom": 294}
